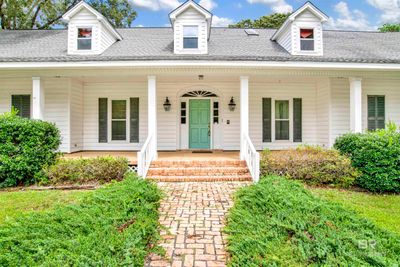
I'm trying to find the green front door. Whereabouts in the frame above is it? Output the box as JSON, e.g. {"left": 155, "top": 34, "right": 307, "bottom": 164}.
{"left": 189, "top": 99, "right": 210, "bottom": 149}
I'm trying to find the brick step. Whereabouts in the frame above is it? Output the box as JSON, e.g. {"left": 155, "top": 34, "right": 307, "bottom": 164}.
{"left": 147, "top": 167, "right": 250, "bottom": 176}
{"left": 147, "top": 175, "right": 253, "bottom": 182}
{"left": 150, "top": 160, "right": 247, "bottom": 168}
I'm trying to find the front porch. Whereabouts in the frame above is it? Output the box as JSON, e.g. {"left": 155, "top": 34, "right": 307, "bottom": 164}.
{"left": 63, "top": 150, "right": 241, "bottom": 165}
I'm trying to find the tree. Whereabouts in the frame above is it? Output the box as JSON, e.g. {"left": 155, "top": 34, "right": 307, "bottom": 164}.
{"left": 229, "top": 13, "right": 290, "bottom": 29}
{"left": 0, "top": 0, "right": 137, "bottom": 30}
{"left": 379, "top": 23, "right": 400, "bottom": 32}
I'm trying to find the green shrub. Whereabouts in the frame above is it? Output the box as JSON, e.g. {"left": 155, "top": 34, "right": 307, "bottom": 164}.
{"left": 261, "top": 146, "right": 359, "bottom": 188}
{"left": 0, "top": 112, "right": 61, "bottom": 188}
{"left": 225, "top": 176, "right": 400, "bottom": 266}
{"left": 0, "top": 174, "right": 162, "bottom": 266}
{"left": 334, "top": 125, "right": 400, "bottom": 193}
{"left": 41, "top": 157, "right": 129, "bottom": 185}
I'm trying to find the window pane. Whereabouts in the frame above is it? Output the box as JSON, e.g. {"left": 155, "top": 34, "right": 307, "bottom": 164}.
{"left": 78, "top": 39, "right": 92, "bottom": 50}
{"left": 184, "top": 37, "right": 198, "bottom": 49}
{"left": 275, "top": 101, "right": 289, "bottom": 119}
{"left": 301, "top": 40, "right": 314, "bottom": 51}
{"left": 78, "top": 28, "right": 92, "bottom": 38}
{"left": 276, "top": 121, "right": 289, "bottom": 140}
{"left": 300, "top": 29, "right": 313, "bottom": 39}
{"left": 112, "top": 100, "right": 126, "bottom": 119}
{"left": 112, "top": 121, "right": 126, "bottom": 141}
{"left": 183, "top": 26, "right": 198, "bottom": 37}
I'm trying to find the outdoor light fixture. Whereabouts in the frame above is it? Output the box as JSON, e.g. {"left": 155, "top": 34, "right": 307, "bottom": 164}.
{"left": 163, "top": 97, "right": 171, "bottom": 111}
{"left": 198, "top": 75, "right": 204, "bottom": 80}
{"left": 228, "top": 97, "right": 236, "bottom": 111}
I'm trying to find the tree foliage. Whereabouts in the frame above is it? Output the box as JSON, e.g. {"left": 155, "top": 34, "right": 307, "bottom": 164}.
{"left": 0, "top": 0, "right": 137, "bottom": 30}
{"left": 379, "top": 23, "right": 400, "bottom": 32}
{"left": 229, "top": 13, "right": 290, "bottom": 29}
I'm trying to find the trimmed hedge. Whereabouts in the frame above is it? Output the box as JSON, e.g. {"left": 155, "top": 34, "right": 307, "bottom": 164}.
{"left": 0, "top": 174, "right": 161, "bottom": 266}
{"left": 334, "top": 126, "right": 400, "bottom": 193}
{"left": 261, "top": 146, "right": 359, "bottom": 188}
{"left": 40, "top": 157, "right": 129, "bottom": 185}
{"left": 225, "top": 176, "right": 400, "bottom": 266}
{"left": 0, "top": 112, "right": 61, "bottom": 188}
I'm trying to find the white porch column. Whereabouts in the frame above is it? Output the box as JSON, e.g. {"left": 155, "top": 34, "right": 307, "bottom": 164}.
{"left": 32, "top": 77, "right": 45, "bottom": 120}
{"left": 349, "top": 77, "right": 362, "bottom": 133}
{"left": 148, "top": 75, "right": 158, "bottom": 159}
{"left": 240, "top": 76, "right": 249, "bottom": 160}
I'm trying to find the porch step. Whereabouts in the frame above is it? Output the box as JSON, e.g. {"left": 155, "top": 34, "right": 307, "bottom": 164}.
{"left": 147, "top": 160, "right": 252, "bottom": 182}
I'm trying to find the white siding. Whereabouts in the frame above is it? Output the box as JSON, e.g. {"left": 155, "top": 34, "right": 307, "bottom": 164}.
{"left": 330, "top": 78, "right": 350, "bottom": 145}
{"left": 82, "top": 81, "right": 147, "bottom": 150}
{"left": 362, "top": 78, "right": 400, "bottom": 130}
{"left": 173, "top": 7, "right": 208, "bottom": 55}
{"left": 276, "top": 25, "right": 292, "bottom": 54}
{"left": 0, "top": 79, "right": 32, "bottom": 114}
{"left": 43, "top": 79, "right": 70, "bottom": 152}
{"left": 70, "top": 79, "right": 83, "bottom": 152}
{"left": 249, "top": 80, "right": 318, "bottom": 150}
{"left": 316, "top": 78, "right": 331, "bottom": 147}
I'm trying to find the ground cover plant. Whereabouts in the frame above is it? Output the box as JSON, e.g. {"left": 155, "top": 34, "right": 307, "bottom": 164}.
{"left": 311, "top": 187, "right": 400, "bottom": 235}
{"left": 40, "top": 156, "right": 129, "bottom": 185}
{"left": 0, "top": 111, "right": 61, "bottom": 188}
{"left": 0, "top": 174, "right": 162, "bottom": 266}
{"left": 225, "top": 176, "right": 400, "bottom": 266}
{"left": 0, "top": 190, "right": 90, "bottom": 225}
{"left": 261, "top": 146, "right": 359, "bottom": 188}
{"left": 334, "top": 123, "right": 400, "bottom": 193}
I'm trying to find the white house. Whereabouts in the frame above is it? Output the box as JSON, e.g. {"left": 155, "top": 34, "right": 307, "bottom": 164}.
{"left": 0, "top": 1, "right": 399, "bottom": 180}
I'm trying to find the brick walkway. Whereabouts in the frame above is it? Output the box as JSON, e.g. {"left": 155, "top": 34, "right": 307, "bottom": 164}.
{"left": 146, "top": 182, "right": 249, "bottom": 267}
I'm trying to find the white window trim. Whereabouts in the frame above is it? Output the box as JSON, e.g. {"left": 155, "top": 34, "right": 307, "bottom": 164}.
{"left": 182, "top": 25, "right": 199, "bottom": 50}
{"left": 76, "top": 26, "right": 93, "bottom": 51}
{"left": 271, "top": 98, "right": 293, "bottom": 143}
{"left": 299, "top": 28, "right": 315, "bottom": 52}
{"left": 108, "top": 98, "right": 130, "bottom": 143}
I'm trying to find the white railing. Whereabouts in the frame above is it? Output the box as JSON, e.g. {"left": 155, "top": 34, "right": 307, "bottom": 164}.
{"left": 137, "top": 133, "right": 156, "bottom": 178}
{"left": 242, "top": 133, "right": 260, "bottom": 183}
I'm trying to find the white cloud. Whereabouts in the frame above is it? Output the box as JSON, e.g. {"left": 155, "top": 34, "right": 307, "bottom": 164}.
{"left": 326, "top": 1, "right": 375, "bottom": 30}
{"left": 130, "top": 0, "right": 181, "bottom": 11}
{"left": 199, "top": 0, "right": 217, "bottom": 11}
{"left": 246, "top": 0, "right": 293, "bottom": 13}
{"left": 366, "top": 0, "right": 400, "bottom": 23}
{"left": 212, "top": 15, "right": 234, "bottom": 27}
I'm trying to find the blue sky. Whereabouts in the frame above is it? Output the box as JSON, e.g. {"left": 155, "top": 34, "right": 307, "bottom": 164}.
{"left": 130, "top": 0, "right": 400, "bottom": 30}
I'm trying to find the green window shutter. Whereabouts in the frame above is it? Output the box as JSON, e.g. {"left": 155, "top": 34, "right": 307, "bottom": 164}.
{"left": 293, "top": 98, "right": 302, "bottom": 142}
{"left": 368, "top": 96, "right": 385, "bottom": 131}
{"left": 262, "top": 98, "right": 272, "bottom": 142}
{"left": 98, "top": 98, "right": 108, "bottom": 143}
{"left": 11, "top": 95, "right": 31, "bottom": 118}
{"left": 130, "top": 98, "right": 139, "bottom": 143}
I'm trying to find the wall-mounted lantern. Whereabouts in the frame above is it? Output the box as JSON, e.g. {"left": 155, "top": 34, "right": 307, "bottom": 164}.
{"left": 228, "top": 97, "right": 236, "bottom": 111}
{"left": 163, "top": 97, "right": 171, "bottom": 111}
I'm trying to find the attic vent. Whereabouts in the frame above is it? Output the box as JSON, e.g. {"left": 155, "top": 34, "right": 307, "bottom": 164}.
{"left": 245, "top": 29, "right": 259, "bottom": 36}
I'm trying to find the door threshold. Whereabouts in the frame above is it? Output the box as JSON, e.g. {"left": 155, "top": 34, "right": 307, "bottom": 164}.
{"left": 191, "top": 150, "right": 213, "bottom": 154}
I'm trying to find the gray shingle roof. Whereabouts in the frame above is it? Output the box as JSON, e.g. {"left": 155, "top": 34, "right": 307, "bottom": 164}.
{"left": 0, "top": 27, "right": 399, "bottom": 64}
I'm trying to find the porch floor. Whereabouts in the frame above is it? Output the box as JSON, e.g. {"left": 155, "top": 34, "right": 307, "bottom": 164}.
{"left": 63, "top": 151, "right": 240, "bottom": 165}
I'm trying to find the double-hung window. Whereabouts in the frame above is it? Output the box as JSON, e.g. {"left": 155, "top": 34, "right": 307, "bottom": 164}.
{"left": 77, "top": 28, "right": 92, "bottom": 50}
{"left": 300, "top": 29, "right": 314, "bottom": 51}
{"left": 275, "top": 100, "right": 290, "bottom": 140}
{"left": 111, "top": 100, "right": 127, "bottom": 141}
{"left": 11, "top": 95, "right": 31, "bottom": 118}
{"left": 183, "top": 26, "right": 198, "bottom": 49}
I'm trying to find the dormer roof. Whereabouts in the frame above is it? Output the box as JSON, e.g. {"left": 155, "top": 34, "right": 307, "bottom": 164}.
{"left": 271, "top": 1, "right": 328, "bottom": 41}
{"left": 62, "top": 1, "right": 122, "bottom": 41}
{"left": 169, "top": 0, "right": 213, "bottom": 39}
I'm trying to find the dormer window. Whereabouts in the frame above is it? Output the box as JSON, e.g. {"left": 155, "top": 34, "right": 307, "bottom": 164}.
{"left": 183, "top": 26, "right": 199, "bottom": 49}
{"left": 300, "top": 29, "right": 314, "bottom": 51}
{"left": 77, "top": 28, "right": 92, "bottom": 50}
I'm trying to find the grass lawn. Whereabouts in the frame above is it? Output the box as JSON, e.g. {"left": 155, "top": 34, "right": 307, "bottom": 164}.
{"left": 0, "top": 190, "right": 90, "bottom": 225}
{"left": 310, "top": 187, "right": 400, "bottom": 235}
{"left": 225, "top": 176, "right": 400, "bottom": 266}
